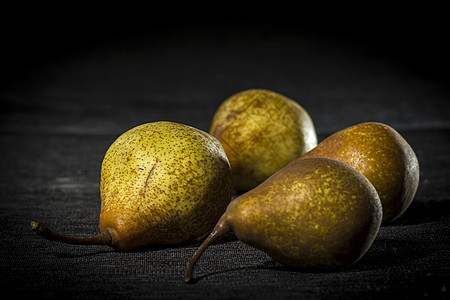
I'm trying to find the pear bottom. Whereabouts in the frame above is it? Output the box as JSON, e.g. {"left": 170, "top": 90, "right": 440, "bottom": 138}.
{"left": 227, "top": 158, "right": 383, "bottom": 270}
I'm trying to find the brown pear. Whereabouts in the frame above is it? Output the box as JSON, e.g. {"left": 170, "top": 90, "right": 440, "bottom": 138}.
{"left": 31, "top": 121, "right": 233, "bottom": 251}
{"left": 185, "top": 158, "right": 382, "bottom": 283}
{"left": 297, "top": 122, "right": 420, "bottom": 223}
{"left": 210, "top": 89, "right": 317, "bottom": 192}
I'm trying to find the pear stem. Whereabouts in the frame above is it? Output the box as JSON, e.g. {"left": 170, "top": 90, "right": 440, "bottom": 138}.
{"left": 184, "top": 217, "right": 231, "bottom": 283}
{"left": 30, "top": 220, "right": 112, "bottom": 247}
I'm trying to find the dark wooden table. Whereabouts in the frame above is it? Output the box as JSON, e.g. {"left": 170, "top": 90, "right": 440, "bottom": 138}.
{"left": 1, "top": 16, "right": 449, "bottom": 299}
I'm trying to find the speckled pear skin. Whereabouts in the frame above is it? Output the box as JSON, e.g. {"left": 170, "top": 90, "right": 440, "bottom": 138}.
{"left": 225, "top": 158, "right": 382, "bottom": 269}
{"left": 210, "top": 89, "right": 317, "bottom": 193}
{"left": 297, "top": 122, "right": 420, "bottom": 223}
{"left": 99, "top": 122, "right": 233, "bottom": 251}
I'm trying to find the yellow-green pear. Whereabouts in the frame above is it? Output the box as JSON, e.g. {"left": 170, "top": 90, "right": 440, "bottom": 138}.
{"left": 32, "top": 121, "right": 233, "bottom": 251}
{"left": 210, "top": 89, "right": 317, "bottom": 192}
{"left": 185, "top": 158, "right": 382, "bottom": 283}
{"left": 297, "top": 122, "right": 420, "bottom": 223}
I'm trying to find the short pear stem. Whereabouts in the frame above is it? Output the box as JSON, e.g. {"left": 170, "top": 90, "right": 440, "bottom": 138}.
{"left": 30, "top": 220, "right": 112, "bottom": 246}
{"left": 184, "top": 217, "right": 231, "bottom": 283}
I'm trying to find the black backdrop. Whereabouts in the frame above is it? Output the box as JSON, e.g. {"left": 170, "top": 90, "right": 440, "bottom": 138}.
{"left": 1, "top": 7, "right": 449, "bottom": 299}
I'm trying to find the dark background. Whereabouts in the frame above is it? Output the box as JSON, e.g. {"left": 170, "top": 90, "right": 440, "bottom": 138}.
{"left": 1, "top": 6, "right": 449, "bottom": 299}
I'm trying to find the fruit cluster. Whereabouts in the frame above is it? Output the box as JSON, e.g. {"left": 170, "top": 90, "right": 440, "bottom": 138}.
{"left": 31, "top": 89, "right": 420, "bottom": 284}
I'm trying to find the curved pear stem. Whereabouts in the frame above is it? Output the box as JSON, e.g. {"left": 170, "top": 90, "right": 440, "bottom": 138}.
{"left": 30, "top": 220, "right": 112, "bottom": 247}
{"left": 184, "top": 217, "right": 231, "bottom": 283}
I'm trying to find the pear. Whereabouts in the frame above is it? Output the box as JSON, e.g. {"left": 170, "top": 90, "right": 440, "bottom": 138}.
{"left": 210, "top": 89, "right": 317, "bottom": 192}
{"left": 297, "top": 122, "right": 420, "bottom": 223}
{"left": 185, "top": 157, "right": 382, "bottom": 283}
{"left": 31, "top": 121, "right": 233, "bottom": 251}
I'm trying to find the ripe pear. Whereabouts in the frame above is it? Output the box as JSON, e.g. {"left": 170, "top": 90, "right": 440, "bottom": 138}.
{"left": 210, "top": 89, "right": 317, "bottom": 192}
{"left": 297, "top": 122, "right": 420, "bottom": 223}
{"left": 31, "top": 121, "right": 233, "bottom": 251}
{"left": 185, "top": 157, "right": 382, "bottom": 283}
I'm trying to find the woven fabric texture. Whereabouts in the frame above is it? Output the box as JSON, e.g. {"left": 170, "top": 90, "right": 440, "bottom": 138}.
{"left": 1, "top": 17, "right": 449, "bottom": 299}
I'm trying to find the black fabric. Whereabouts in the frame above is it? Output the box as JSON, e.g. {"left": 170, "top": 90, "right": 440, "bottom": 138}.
{"left": 1, "top": 14, "right": 449, "bottom": 299}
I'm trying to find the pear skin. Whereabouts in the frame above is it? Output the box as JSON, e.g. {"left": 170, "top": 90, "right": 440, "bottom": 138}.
{"left": 210, "top": 89, "right": 317, "bottom": 192}
{"left": 32, "top": 121, "right": 233, "bottom": 251}
{"left": 185, "top": 158, "right": 382, "bottom": 282}
{"left": 297, "top": 122, "right": 420, "bottom": 223}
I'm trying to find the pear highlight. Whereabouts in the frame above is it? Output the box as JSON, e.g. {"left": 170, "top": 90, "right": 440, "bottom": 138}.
{"left": 32, "top": 121, "right": 233, "bottom": 251}
{"left": 185, "top": 158, "right": 383, "bottom": 283}
{"left": 210, "top": 89, "right": 317, "bottom": 192}
{"left": 297, "top": 122, "right": 420, "bottom": 223}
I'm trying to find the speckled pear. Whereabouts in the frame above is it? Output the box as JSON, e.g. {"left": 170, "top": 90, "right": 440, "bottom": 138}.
{"left": 31, "top": 121, "right": 233, "bottom": 251}
{"left": 297, "top": 122, "right": 420, "bottom": 223}
{"left": 210, "top": 89, "right": 317, "bottom": 192}
{"left": 185, "top": 158, "right": 382, "bottom": 283}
